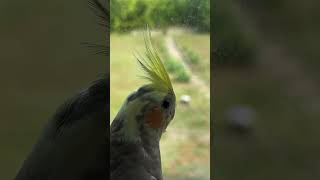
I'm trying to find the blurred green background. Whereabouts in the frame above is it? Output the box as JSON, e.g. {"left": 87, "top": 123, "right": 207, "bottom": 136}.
{"left": 110, "top": 0, "right": 210, "bottom": 179}
{"left": 0, "top": 1, "right": 106, "bottom": 179}
{"left": 213, "top": 0, "right": 320, "bottom": 179}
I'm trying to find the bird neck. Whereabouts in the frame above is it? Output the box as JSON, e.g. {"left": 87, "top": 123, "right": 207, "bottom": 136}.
{"left": 111, "top": 115, "right": 162, "bottom": 154}
{"left": 111, "top": 117, "right": 163, "bottom": 180}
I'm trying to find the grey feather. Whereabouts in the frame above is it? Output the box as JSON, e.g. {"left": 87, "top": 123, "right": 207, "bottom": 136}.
{"left": 15, "top": 76, "right": 109, "bottom": 180}
{"left": 110, "top": 92, "right": 164, "bottom": 180}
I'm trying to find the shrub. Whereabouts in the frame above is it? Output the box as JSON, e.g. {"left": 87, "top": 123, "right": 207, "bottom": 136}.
{"left": 164, "top": 58, "right": 183, "bottom": 73}
{"left": 175, "top": 67, "right": 191, "bottom": 82}
{"left": 189, "top": 51, "right": 200, "bottom": 64}
{"left": 164, "top": 57, "right": 190, "bottom": 83}
{"left": 110, "top": 0, "right": 210, "bottom": 32}
{"left": 181, "top": 46, "right": 200, "bottom": 64}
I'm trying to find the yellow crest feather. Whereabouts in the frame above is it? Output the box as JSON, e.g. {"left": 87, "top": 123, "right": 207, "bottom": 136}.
{"left": 136, "top": 26, "right": 173, "bottom": 93}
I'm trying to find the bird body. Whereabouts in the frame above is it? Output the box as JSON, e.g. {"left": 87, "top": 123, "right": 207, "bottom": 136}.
{"left": 110, "top": 30, "right": 176, "bottom": 180}
{"left": 15, "top": 77, "right": 109, "bottom": 180}
{"left": 15, "top": 0, "right": 109, "bottom": 179}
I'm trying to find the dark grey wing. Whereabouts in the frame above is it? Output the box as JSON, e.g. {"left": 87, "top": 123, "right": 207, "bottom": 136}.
{"left": 15, "top": 77, "right": 109, "bottom": 180}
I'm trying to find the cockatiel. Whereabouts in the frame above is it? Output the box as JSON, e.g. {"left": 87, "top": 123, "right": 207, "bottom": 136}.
{"left": 110, "top": 30, "right": 176, "bottom": 180}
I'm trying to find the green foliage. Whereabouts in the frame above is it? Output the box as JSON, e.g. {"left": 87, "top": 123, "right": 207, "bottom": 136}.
{"left": 164, "top": 58, "right": 182, "bottom": 73}
{"left": 182, "top": 46, "right": 200, "bottom": 64}
{"left": 189, "top": 52, "right": 200, "bottom": 64}
{"left": 164, "top": 57, "right": 190, "bottom": 83}
{"left": 175, "top": 67, "right": 191, "bottom": 82}
{"left": 189, "top": 51, "right": 199, "bottom": 64}
{"left": 110, "top": 0, "right": 210, "bottom": 32}
{"left": 212, "top": 0, "right": 257, "bottom": 66}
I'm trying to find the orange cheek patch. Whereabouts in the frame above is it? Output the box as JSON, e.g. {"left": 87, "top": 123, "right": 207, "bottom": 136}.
{"left": 145, "top": 107, "right": 163, "bottom": 129}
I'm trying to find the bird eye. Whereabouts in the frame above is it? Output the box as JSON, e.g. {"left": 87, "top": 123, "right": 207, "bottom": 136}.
{"left": 162, "top": 100, "right": 170, "bottom": 109}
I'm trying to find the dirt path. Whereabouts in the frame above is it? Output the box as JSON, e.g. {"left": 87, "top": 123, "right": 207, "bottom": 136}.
{"left": 165, "top": 31, "right": 210, "bottom": 99}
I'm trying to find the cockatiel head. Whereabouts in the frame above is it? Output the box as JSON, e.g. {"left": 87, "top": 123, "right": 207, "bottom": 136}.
{"left": 112, "top": 29, "right": 176, "bottom": 143}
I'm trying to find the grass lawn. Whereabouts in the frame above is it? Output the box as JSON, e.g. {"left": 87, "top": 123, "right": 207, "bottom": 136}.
{"left": 110, "top": 31, "right": 210, "bottom": 179}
